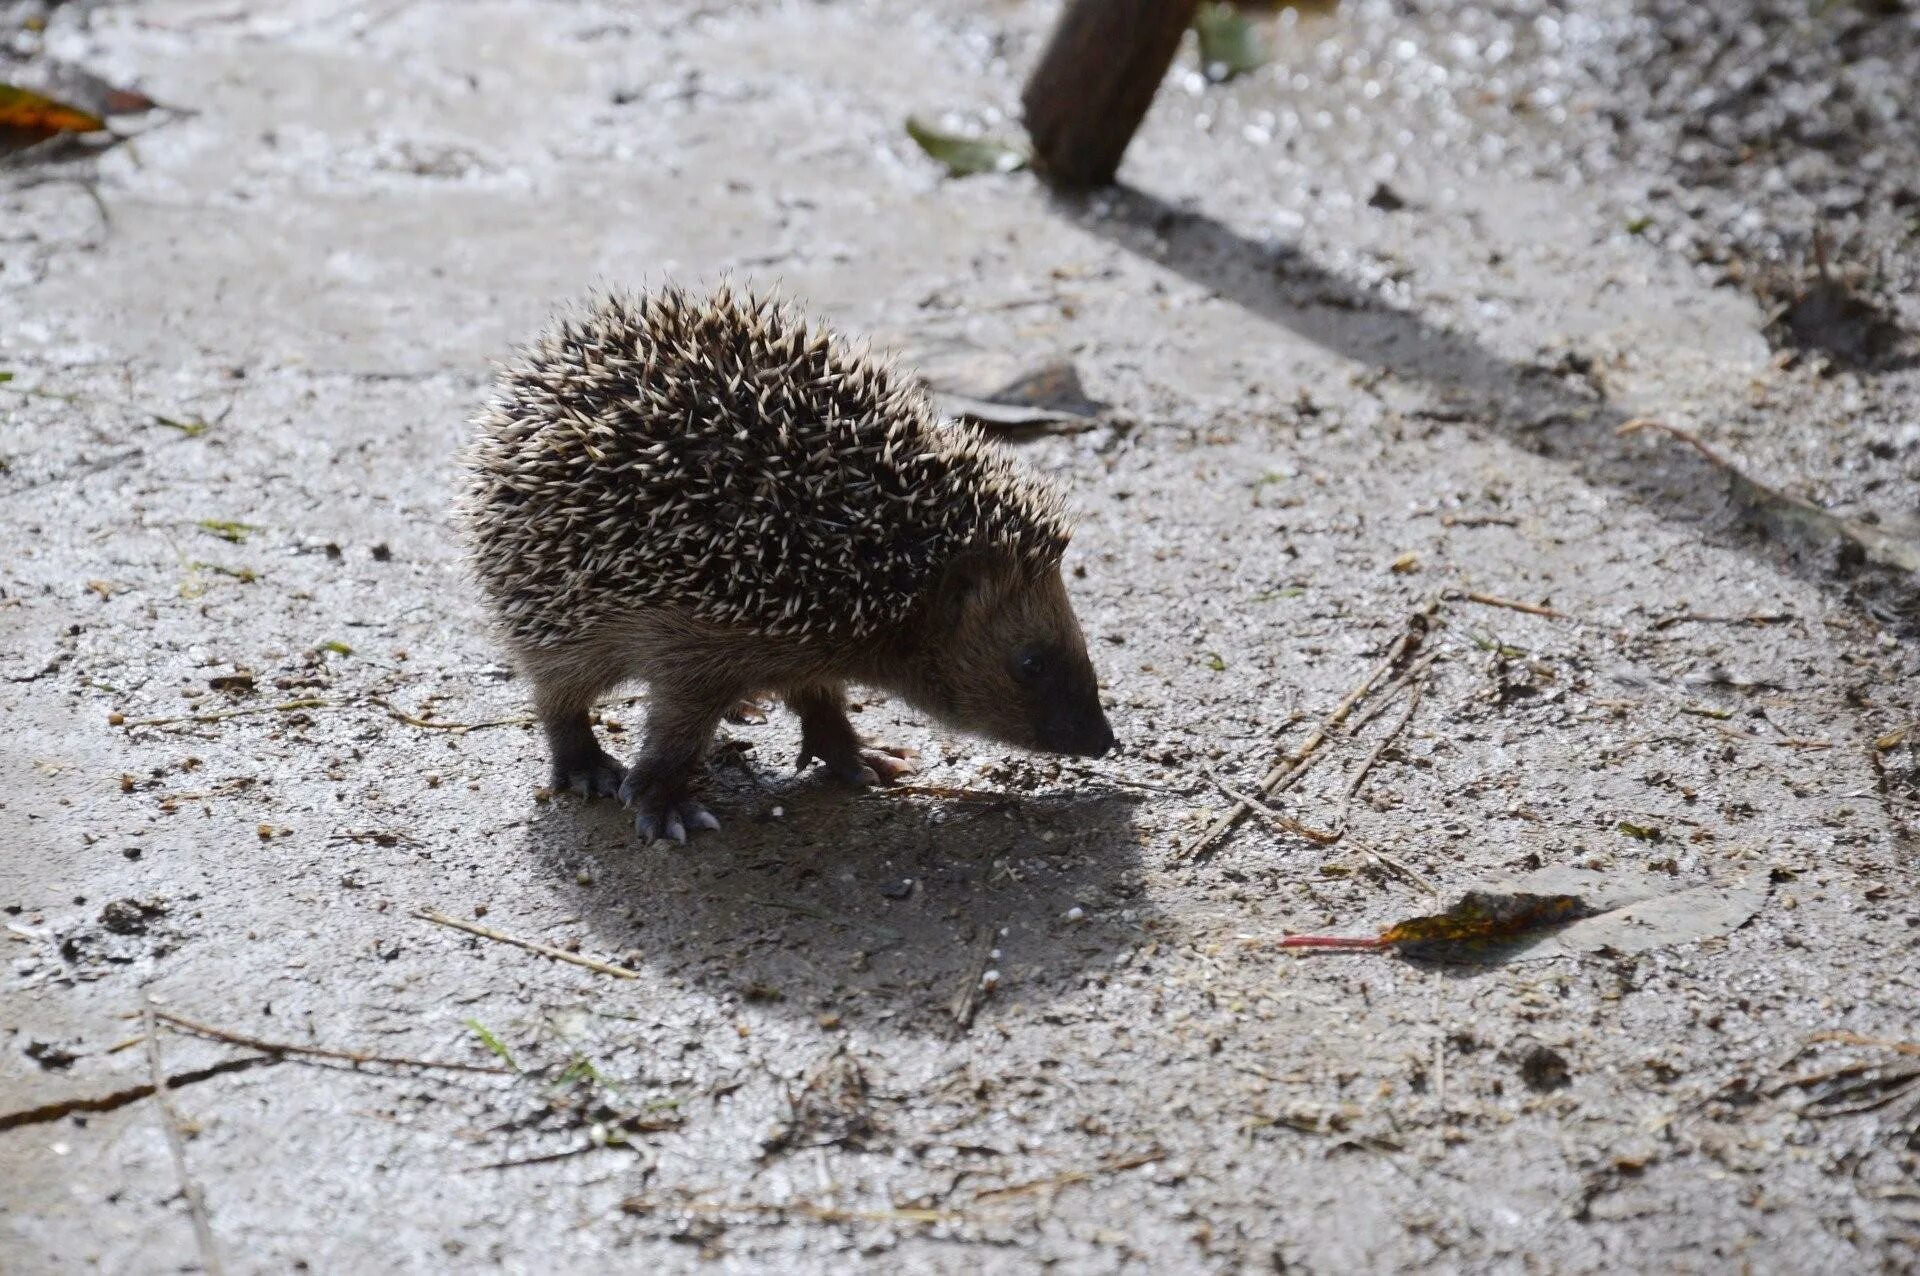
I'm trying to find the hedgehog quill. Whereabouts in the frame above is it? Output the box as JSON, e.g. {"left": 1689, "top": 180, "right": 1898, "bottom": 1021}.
{"left": 461, "top": 286, "right": 1115, "bottom": 842}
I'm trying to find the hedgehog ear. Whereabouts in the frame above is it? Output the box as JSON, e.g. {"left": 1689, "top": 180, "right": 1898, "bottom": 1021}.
{"left": 935, "top": 550, "right": 998, "bottom": 627}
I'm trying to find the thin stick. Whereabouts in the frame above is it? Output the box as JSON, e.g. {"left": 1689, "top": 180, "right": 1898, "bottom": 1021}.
{"left": 1183, "top": 603, "right": 1437, "bottom": 859}
{"left": 152, "top": 1009, "right": 510, "bottom": 1074}
{"left": 1451, "top": 591, "right": 1567, "bottom": 620}
{"left": 369, "top": 696, "right": 532, "bottom": 733}
{"left": 144, "top": 1002, "right": 223, "bottom": 1275}
{"left": 1711, "top": 725, "right": 1833, "bottom": 750}
{"left": 1340, "top": 677, "right": 1425, "bottom": 808}
{"left": 119, "top": 698, "right": 331, "bottom": 728}
{"left": 949, "top": 928, "right": 1001, "bottom": 1030}
{"left": 1356, "top": 845, "right": 1441, "bottom": 899}
{"left": 1809, "top": 1031, "right": 1920, "bottom": 1058}
{"left": 463, "top": 1143, "right": 620, "bottom": 1173}
{"left": 886, "top": 783, "right": 1012, "bottom": 804}
{"left": 1203, "top": 766, "right": 1341, "bottom": 845}
{"left": 1652, "top": 611, "right": 1793, "bottom": 631}
{"left": 970, "top": 1150, "right": 1166, "bottom": 1204}
{"left": 1272, "top": 934, "right": 1384, "bottom": 950}
{"left": 413, "top": 909, "right": 640, "bottom": 980}
{"left": 622, "top": 1197, "right": 963, "bottom": 1226}
{"left": 1347, "top": 655, "right": 1433, "bottom": 733}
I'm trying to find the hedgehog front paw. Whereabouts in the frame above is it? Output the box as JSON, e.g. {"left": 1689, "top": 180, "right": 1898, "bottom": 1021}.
{"left": 552, "top": 751, "right": 626, "bottom": 799}
{"left": 800, "top": 740, "right": 920, "bottom": 788}
{"left": 724, "top": 697, "right": 773, "bottom": 725}
{"left": 618, "top": 769, "right": 720, "bottom": 844}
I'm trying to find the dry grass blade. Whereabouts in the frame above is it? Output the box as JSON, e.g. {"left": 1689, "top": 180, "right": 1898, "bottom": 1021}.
{"left": 370, "top": 696, "right": 533, "bottom": 732}
{"left": 1450, "top": 590, "right": 1568, "bottom": 620}
{"left": 152, "top": 1009, "right": 511, "bottom": 1074}
{"left": 414, "top": 909, "right": 641, "bottom": 980}
{"left": 144, "top": 1002, "right": 223, "bottom": 1275}
{"left": 949, "top": 928, "right": 1002, "bottom": 1030}
{"left": 1184, "top": 602, "right": 1437, "bottom": 859}
{"left": 970, "top": 1149, "right": 1166, "bottom": 1204}
{"left": 1808, "top": 1031, "right": 1920, "bottom": 1058}
{"left": 1203, "top": 765, "right": 1341, "bottom": 845}
{"left": 1619, "top": 417, "right": 1920, "bottom": 575}
{"left": 622, "top": 1197, "right": 964, "bottom": 1226}
{"left": 118, "top": 697, "right": 331, "bottom": 728}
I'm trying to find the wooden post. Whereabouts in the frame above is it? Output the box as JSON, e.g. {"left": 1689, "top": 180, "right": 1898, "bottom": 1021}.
{"left": 1021, "top": 0, "right": 1201, "bottom": 189}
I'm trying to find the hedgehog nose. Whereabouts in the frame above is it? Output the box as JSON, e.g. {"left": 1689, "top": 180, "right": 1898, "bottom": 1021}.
{"left": 1077, "top": 717, "right": 1116, "bottom": 759}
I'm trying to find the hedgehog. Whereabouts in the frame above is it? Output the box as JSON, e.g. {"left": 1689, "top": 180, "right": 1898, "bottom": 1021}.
{"left": 460, "top": 285, "right": 1115, "bottom": 842}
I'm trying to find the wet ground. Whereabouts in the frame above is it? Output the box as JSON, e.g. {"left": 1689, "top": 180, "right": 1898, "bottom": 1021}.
{"left": 4, "top": 1, "right": 1919, "bottom": 1271}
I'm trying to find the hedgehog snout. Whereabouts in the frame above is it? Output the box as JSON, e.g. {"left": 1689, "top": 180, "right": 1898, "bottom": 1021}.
{"left": 1051, "top": 715, "right": 1115, "bottom": 759}
{"left": 1034, "top": 684, "right": 1115, "bottom": 758}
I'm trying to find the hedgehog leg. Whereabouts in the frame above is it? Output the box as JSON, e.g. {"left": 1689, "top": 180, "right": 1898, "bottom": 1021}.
{"left": 618, "top": 687, "right": 729, "bottom": 844}
{"left": 534, "top": 683, "right": 625, "bottom": 799}
{"left": 789, "top": 684, "right": 920, "bottom": 787}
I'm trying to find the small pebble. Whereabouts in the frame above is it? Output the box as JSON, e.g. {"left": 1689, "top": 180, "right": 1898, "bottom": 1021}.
{"left": 1066, "top": 906, "right": 1085, "bottom": 923}
{"left": 980, "top": 969, "right": 1001, "bottom": 989}
{"left": 770, "top": 805, "right": 785, "bottom": 819}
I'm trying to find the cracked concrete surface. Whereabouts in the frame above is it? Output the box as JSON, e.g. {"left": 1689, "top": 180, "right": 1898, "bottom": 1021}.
{"left": 4, "top": 1, "right": 1918, "bottom": 1271}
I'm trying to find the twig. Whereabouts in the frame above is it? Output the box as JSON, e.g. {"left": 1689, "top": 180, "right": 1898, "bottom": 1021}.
{"left": 118, "top": 698, "right": 331, "bottom": 728}
{"left": 1356, "top": 844, "right": 1441, "bottom": 898}
{"left": 885, "top": 783, "right": 1013, "bottom": 803}
{"left": 1337, "top": 671, "right": 1428, "bottom": 818}
{"left": 1619, "top": 418, "right": 1920, "bottom": 576}
{"left": 0, "top": 1056, "right": 275, "bottom": 1132}
{"left": 369, "top": 696, "right": 532, "bottom": 733}
{"left": 969, "top": 1150, "right": 1165, "bottom": 1204}
{"left": 144, "top": 1002, "right": 223, "bottom": 1275}
{"left": 1711, "top": 725, "right": 1833, "bottom": 750}
{"left": 463, "top": 1143, "right": 630, "bottom": 1173}
{"left": 1809, "top": 1031, "right": 1920, "bottom": 1058}
{"left": 621, "top": 1197, "right": 963, "bottom": 1226}
{"left": 1651, "top": 611, "right": 1793, "bottom": 631}
{"left": 1450, "top": 591, "right": 1567, "bottom": 620}
{"left": 1202, "top": 766, "right": 1341, "bottom": 845}
{"left": 1184, "top": 603, "right": 1437, "bottom": 860}
{"left": 151, "top": 1009, "right": 509, "bottom": 1074}
{"left": 1346, "top": 654, "right": 1434, "bottom": 733}
{"left": 949, "top": 928, "right": 1001, "bottom": 1031}
{"left": 413, "top": 909, "right": 640, "bottom": 980}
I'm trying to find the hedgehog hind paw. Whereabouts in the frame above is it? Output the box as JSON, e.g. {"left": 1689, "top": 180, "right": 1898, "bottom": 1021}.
{"left": 724, "top": 698, "right": 773, "bottom": 725}
{"left": 619, "top": 771, "right": 721, "bottom": 844}
{"left": 633, "top": 798, "right": 720, "bottom": 844}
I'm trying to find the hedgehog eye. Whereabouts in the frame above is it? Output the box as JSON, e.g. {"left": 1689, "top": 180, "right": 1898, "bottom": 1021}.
{"left": 1014, "top": 646, "right": 1046, "bottom": 685}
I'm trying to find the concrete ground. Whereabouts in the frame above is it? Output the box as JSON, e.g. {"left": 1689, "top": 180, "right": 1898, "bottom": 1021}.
{"left": 4, "top": 1, "right": 1918, "bottom": 1271}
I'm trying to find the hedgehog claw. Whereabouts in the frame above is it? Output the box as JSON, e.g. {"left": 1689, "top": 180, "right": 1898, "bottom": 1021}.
{"left": 624, "top": 785, "right": 720, "bottom": 845}
{"left": 555, "top": 754, "right": 625, "bottom": 799}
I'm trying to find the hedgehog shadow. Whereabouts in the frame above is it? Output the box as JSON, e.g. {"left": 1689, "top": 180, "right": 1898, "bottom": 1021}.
{"left": 517, "top": 769, "right": 1147, "bottom": 1033}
